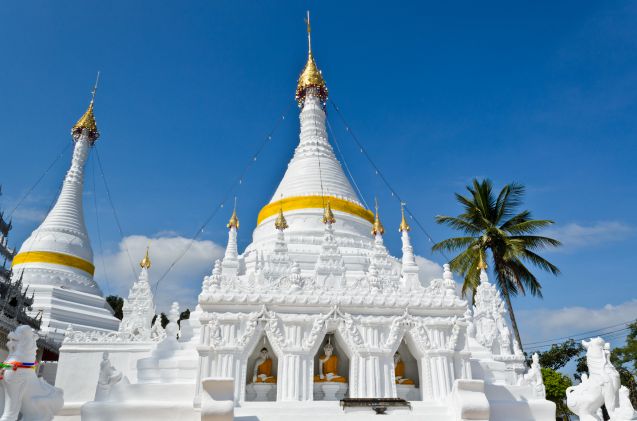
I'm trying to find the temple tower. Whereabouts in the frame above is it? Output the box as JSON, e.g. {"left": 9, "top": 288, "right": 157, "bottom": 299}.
{"left": 11, "top": 90, "right": 120, "bottom": 342}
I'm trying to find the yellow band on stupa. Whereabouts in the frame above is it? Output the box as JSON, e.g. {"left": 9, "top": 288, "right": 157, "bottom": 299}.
{"left": 257, "top": 196, "right": 374, "bottom": 225}
{"left": 12, "top": 251, "right": 95, "bottom": 276}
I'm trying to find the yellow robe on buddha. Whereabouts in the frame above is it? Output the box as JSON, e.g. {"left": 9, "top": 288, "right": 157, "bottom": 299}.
{"left": 255, "top": 358, "right": 276, "bottom": 383}
{"left": 314, "top": 355, "right": 346, "bottom": 383}
{"left": 395, "top": 360, "right": 414, "bottom": 385}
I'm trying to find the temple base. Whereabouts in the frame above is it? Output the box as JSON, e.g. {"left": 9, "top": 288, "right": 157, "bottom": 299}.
{"left": 28, "top": 285, "right": 120, "bottom": 344}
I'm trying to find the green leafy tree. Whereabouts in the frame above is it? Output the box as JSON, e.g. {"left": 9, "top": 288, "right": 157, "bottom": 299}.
{"left": 106, "top": 295, "right": 124, "bottom": 320}
{"left": 433, "top": 179, "right": 561, "bottom": 350}
{"left": 542, "top": 367, "right": 572, "bottom": 420}
{"left": 536, "top": 339, "right": 584, "bottom": 371}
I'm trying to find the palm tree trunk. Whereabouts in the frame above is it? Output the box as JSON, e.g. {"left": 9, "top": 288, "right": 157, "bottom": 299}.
{"left": 501, "top": 283, "right": 524, "bottom": 354}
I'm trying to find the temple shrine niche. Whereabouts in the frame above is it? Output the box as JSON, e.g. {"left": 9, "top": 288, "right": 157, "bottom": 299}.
{"left": 313, "top": 335, "right": 348, "bottom": 400}
{"left": 394, "top": 342, "right": 419, "bottom": 400}
{"left": 245, "top": 336, "right": 278, "bottom": 401}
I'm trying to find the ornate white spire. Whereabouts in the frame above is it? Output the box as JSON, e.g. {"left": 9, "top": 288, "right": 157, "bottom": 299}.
{"left": 314, "top": 220, "right": 345, "bottom": 288}
{"left": 399, "top": 204, "right": 419, "bottom": 289}
{"left": 13, "top": 87, "right": 102, "bottom": 294}
{"left": 222, "top": 207, "right": 239, "bottom": 277}
{"left": 119, "top": 249, "right": 156, "bottom": 340}
{"left": 257, "top": 15, "right": 371, "bottom": 230}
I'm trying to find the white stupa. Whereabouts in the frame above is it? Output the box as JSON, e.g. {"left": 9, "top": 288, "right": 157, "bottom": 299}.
{"left": 54, "top": 14, "right": 556, "bottom": 421}
{"left": 11, "top": 92, "right": 119, "bottom": 343}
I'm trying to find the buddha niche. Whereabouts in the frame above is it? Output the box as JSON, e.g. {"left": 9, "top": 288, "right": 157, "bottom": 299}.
{"left": 394, "top": 352, "right": 414, "bottom": 385}
{"left": 252, "top": 347, "right": 276, "bottom": 384}
{"left": 314, "top": 342, "right": 346, "bottom": 383}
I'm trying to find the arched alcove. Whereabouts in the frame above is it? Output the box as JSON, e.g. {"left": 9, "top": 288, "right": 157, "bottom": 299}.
{"left": 245, "top": 335, "right": 278, "bottom": 402}
{"left": 394, "top": 340, "right": 420, "bottom": 400}
{"left": 313, "top": 333, "right": 349, "bottom": 400}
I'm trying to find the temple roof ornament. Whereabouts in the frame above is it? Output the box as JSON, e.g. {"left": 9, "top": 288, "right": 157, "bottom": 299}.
{"left": 322, "top": 201, "right": 336, "bottom": 225}
{"left": 71, "top": 73, "right": 100, "bottom": 143}
{"left": 295, "top": 11, "right": 328, "bottom": 106}
{"left": 140, "top": 247, "right": 151, "bottom": 269}
{"left": 477, "top": 250, "right": 487, "bottom": 270}
{"left": 274, "top": 206, "right": 288, "bottom": 231}
{"left": 398, "top": 203, "right": 410, "bottom": 233}
{"left": 227, "top": 208, "right": 240, "bottom": 230}
{"left": 371, "top": 199, "right": 385, "bottom": 236}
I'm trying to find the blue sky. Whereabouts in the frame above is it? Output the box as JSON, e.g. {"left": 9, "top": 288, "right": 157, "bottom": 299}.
{"left": 1, "top": 1, "right": 636, "bottom": 349}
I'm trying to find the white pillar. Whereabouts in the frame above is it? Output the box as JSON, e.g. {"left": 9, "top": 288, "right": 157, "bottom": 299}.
{"left": 277, "top": 353, "right": 314, "bottom": 401}
{"left": 350, "top": 354, "right": 395, "bottom": 398}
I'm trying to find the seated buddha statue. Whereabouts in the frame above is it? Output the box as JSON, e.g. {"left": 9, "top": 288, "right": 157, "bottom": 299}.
{"left": 314, "top": 342, "right": 346, "bottom": 383}
{"left": 252, "top": 347, "right": 276, "bottom": 384}
{"left": 394, "top": 352, "right": 414, "bottom": 385}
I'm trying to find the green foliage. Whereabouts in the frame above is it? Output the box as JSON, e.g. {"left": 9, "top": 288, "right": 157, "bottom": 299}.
{"left": 536, "top": 339, "right": 584, "bottom": 371}
{"left": 151, "top": 309, "right": 191, "bottom": 329}
{"left": 106, "top": 295, "right": 124, "bottom": 320}
{"left": 433, "top": 178, "right": 561, "bottom": 349}
{"left": 541, "top": 368, "right": 572, "bottom": 419}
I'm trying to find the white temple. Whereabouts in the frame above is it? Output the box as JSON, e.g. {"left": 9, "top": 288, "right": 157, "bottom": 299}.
{"left": 11, "top": 93, "right": 119, "bottom": 344}
{"left": 49, "top": 15, "right": 556, "bottom": 421}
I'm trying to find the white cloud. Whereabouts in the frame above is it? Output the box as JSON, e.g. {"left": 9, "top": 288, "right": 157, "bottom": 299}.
{"left": 94, "top": 235, "right": 224, "bottom": 312}
{"left": 517, "top": 300, "right": 637, "bottom": 350}
{"left": 11, "top": 207, "right": 46, "bottom": 223}
{"left": 543, "top": 221, "right": 633, "bottom": 251}
{"left": 414, "top": 255, "right": 444, "bottom": 287}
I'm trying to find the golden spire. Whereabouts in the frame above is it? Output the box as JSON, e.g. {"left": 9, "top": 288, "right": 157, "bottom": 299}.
{"left": 140, "top": 246, "right": 151, "bottom": 269}
{"left": 477, "top": 250, "right": 487, "bottom": 270}
{"left": 295, "top": 11, "right": 328, "bottom": 105}
{"left": 227, "top": 199, "right": 239, "bottom": 230}
{"left": 72, "top": 72, "right": 100, "bottom": 143}
{"left": 322, "top": 201, "right": 336, "bottom": 224}
{"left": 398, "top": 202, "right": 410, "bottom": 233}
{"left": 274, "top": 205, "right": 288, "bottom": 231}
{"left": 371, "top": 198, "right": 385, "bottom": 236}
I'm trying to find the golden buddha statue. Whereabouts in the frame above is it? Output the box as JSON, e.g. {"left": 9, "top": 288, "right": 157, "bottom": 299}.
{"left": 314, "top": 342, "right": 346, "bottom": 383}
{"left": 253, "top": 347, "right": 276, "bottom": 384}
{"left": 394, "top": 352, "right": 414, "bottom": 385}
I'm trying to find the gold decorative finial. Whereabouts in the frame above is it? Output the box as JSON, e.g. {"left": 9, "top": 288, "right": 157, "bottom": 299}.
{"left": 322, "top": 201, "right": 336, "bottom": 224}
{"left": 296, "top": 11, "right": 328, "bottom": 105}
{"left": 140, "top": 246, "right": 151, "bottom": 269}
{"left": 227, "top": 198, "right": 239, "bottom": 230}
{"left": 72, "top": 72, "right": 100, "bottom": 143}
{"left": 477, "top": 250, "right": 487, "bottom": 270}
{"left": 371, "top": 198, "right": 385, "bottom": 236}
{"left": 274, "top": 205, "right": 288, "bottom": 231}
{"left": 399, "top": 202, "right": 410, "bottom": 233}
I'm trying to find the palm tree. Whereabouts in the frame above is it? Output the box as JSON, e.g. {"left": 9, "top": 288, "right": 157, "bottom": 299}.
{"left": 433, "top": 178, "right": 561, "bottom": 351}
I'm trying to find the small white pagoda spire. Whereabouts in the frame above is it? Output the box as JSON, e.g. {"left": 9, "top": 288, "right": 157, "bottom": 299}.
{"left": 221, "top": 201, "right": 239, "bottom": 277}
{"left": 315, "top": 201, "right": 345, "bottom": 288}
{"left": 399, "top": 203, "right": 419, "bottom": 289}
{"left": 263, "top": 207, "right": 293, "bottom": 281}
{"left": 119, "top": 247, "right": 156, "bottom": 340}
{"left": 367, "top": 200, "right": 398, "bottom": 291}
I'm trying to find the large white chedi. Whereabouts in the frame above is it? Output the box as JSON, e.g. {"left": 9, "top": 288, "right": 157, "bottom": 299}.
{"left": 54, "top": 19, "right": 556, "bottom": 421}
{"left": 11, "top": 97, "right": 119, "bottom": 343}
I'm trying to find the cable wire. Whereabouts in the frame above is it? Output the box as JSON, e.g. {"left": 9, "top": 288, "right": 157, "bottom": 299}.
{"left": 90, "top": 153, "right": 112, "bottom": 296}
{"left": 523, "top": 319, "right": 636, "bottom": 347}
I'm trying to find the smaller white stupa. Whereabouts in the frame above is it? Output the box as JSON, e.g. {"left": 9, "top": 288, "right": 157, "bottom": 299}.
{"left": 11, "top": 86, "right": 119, "bottom": 343}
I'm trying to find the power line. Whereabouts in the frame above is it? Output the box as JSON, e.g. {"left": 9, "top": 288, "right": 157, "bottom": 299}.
{"left": 524, "top": 325, "right": 634, "bottom": 351}
{"left": 94, "top": 146, "right": 137, "bottom": 283}
{"left": 152, "top": 103, "right": 295, "bottom": 296}
{"left": 8, "top": 142, "right": 72, "bottom": 219}
{"left": 523, "top": 319, "right": 636, "bottom": 347}
{"left": 329, "top": 99, "right": 448, "bottom": 261}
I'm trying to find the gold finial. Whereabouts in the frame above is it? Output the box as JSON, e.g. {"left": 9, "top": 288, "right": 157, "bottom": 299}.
{"left": 295, "top": 11, "right": 328, "bottom": 105}
{"left": 274, "top": 205, "right": 288, "bottom": 231}
{"left": 140, "top": 246, "right": 151, "bottom": 269}
{"left": 371, "top": 198, "right": 385, "bottom": 236}
{"left": 399, "top": 202, "right": 410, "bottom": 233}
{"left": 72, "top": 72, "right": 100, "bottom": 143}
{"left": 227, "top": 198, "right": 239, "bottom": 230}
{"left": 477, "top": 250, "right": 487, "bottom": 270}
{"left": 322, "top": 200, "right": 336, "bottom": 224}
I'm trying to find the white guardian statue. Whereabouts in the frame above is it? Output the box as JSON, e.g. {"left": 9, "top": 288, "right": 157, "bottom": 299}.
{"left": 0, "top": 325, "right": 63, "bottom": 421}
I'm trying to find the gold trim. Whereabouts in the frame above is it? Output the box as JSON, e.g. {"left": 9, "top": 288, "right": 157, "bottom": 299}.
{"left": 258, "top": 196, "right": 373, "bottom": 225}
{"left": 12, "top": 251, "right": 95, "bottom": 276}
